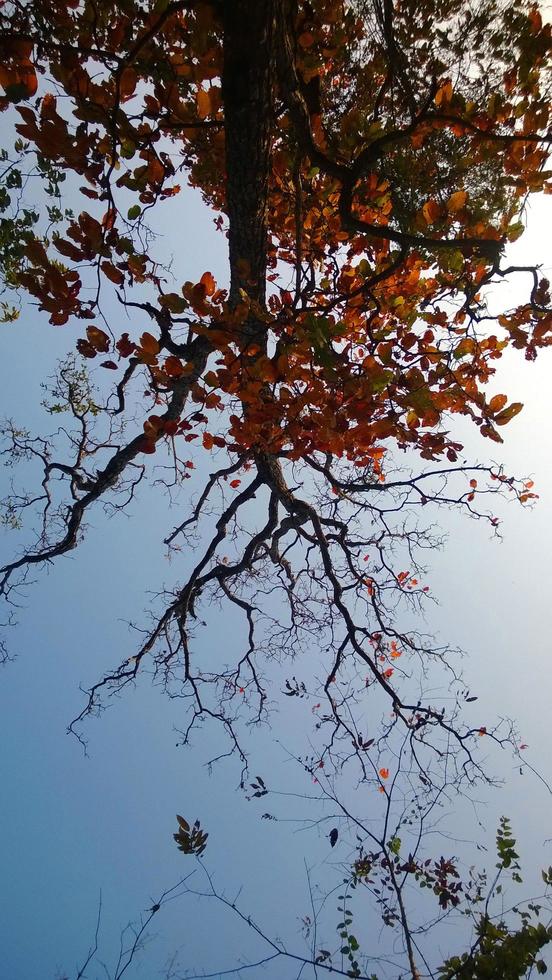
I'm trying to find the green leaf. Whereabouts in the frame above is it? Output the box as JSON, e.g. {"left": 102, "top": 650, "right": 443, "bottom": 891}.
{"left": 507, "top": 221, "right": 525, "bottom": 242}
{"left": 159, "top": 293, "right": 188, "bottom": 314}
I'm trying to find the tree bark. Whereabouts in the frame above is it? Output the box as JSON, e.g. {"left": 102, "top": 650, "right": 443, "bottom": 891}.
{"left": 222, "top": 0, "right": 275, "bottom": 313}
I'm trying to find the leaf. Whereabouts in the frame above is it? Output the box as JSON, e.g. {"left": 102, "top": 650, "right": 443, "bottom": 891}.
{"left": 435, "top": 80, "right": 453, "bottom": 105}
{"left": 494, "top": 402, "right": 523, "bottom": 425}
{"left": 86, "top": 326, "right": 110, "bottom": 353}
{"left": 139, "top": 332, "right": 160, "bottom": 355}
{"left": 422, "top": 199, "right": 441, "bottom": 224}
{"left": 176, "top": 815, "right": 190, "bottom": 831}
{"left": 329, "top": 828, "right": 338, "bottom": 847}
{"left": 507, "top": 221, "right": 525, "bottom": 242}
{"left": 200, "top": 271, "right": 216, "bottom": 296}
{"left": 0, "top": 60, "right": 38, "bottom": 101}
{"left": 77, "top": 339, "right": 97, "bottom": 359}
{"left": 116, "top": 333, "right": 136, "bottom": 358}
{"left": 489, "top": 393, "right": 508, "bottom": 413}
{"left": 197, "top": 88, "right": 211, "bottom": 120}
{"left": 165, "top": 356, "right": 184, "bottom": 377}
{"left": 159, "top": 292, "right": 187, "bottom": 314}
{"left": 141, "top": 440, "right": 157, "bottom": 454}
{"left": 447, "top": 190, "right": 468, "bottom": 213}
{"left": 55, "top": 239, "right": 84, "bottom": 262}
{"left": 101, "top": 261, "right": 125, "bottom": 286}
{"left": 127, "top": 204, "right": 141, "bottom": 220}
{"left": 119, "top": 66, "right": 137, "bottom": 101}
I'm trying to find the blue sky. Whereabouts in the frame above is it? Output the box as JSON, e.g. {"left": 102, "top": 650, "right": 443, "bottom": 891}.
{"left": 1, "top": 162, "right": 552, "bottom": 978}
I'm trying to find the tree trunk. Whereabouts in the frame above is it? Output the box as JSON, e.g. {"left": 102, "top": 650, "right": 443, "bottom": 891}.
{"left": 222, "top": 0, "right": 275, "bottom": 314}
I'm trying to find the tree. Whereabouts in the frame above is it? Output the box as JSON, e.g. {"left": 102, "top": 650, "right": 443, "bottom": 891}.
{"left": 0, "top": 1, "right": 551, "bottom": 975}
{"left": 58, "top": 813, "right": 552, "bottom": 979}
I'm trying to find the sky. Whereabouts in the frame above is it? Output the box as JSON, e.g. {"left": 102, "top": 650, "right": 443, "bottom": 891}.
{"left": 1, "top": 132, "right": 552, "bottom": 979}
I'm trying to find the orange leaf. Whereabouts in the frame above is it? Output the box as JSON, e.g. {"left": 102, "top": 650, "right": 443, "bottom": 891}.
{"left": 200, "top": 270, "right": 216, "bottom": 296}
{"left": 102, "top": 208, "right": 116, "bottom": 230}
{"left": 86, "top": 325, "right": 110, "bottom": 352}
{"left": 140, "top": 332, "right": 160, "bottom": 355}
{"left": 0, "top": 59, "right": 37, "bottom": 100}
{"left": 40, "top": 93, "right": 57, "bottom": 119}
{"left": 143, "top": 415, "right": 163, "bottom": 438}
{"left": 146, "top": 155, "right": 165, "bottom": 184}
{"left": 422, "top": 199, "right": 441, "bottom": 224}
{"left": 379, "top": 768, "right": 389, "bottom": 780}
{"left": 489, "top": 393, "right": 507, "bottom": 414}
{"left": 25, "top": 238, "right": 49, "bottom": 267}
{"left": 435, "top": 80, "right": 453, "bottom": 106}
{"left": 494, "top": 401, "right": 523, "bottom": 425}
{"left": 116, "top": 333, "right": 136, "bottom": 358}
{"left": 77, "top": 339, "right": 97, "bottom": 359}
{"left": 119, "top": 66, "right": 137, "bottom": 101}
{"left": 101, "top": 261, "right": 124, "bottom": 286}
{"left": 447, "top": 190, "right": 467, "bottom": 213}
{"left": 196, "top": 88, "right": 211, "bottom": 120}
{"left": 164, "top": 356, "right": 184, "bottom": 377}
